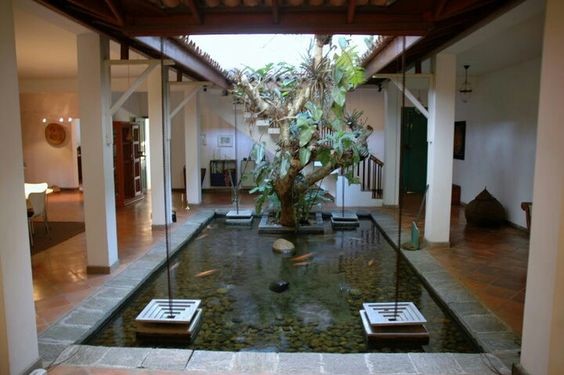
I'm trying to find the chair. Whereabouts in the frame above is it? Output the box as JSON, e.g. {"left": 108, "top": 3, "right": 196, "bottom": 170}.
{"left": 28, "top": 191, "right": 49, "bottom": 235}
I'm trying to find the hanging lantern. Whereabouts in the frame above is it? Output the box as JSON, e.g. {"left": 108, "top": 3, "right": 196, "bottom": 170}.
{"left": 459, "top": 64, "right": 473, "bottom": 103}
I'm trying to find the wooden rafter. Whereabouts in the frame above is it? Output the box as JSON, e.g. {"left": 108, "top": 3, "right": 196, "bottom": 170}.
{"left": 433, "top": 0, "right": 449, "bottom": 20}
{"left": 135, "top": 36, "right": 229, "bottom": 89}
{"left": 66, "top": 0, "right": 119, "bottom": 26}
{"left": 347, "top": 0, "right": 357, "bottom": 24}
{"left": 182, "top": 0, "right": 202, "bottom": 24}
{"left": 363, "top": 36, "right": 423, "bottom": 77}
{"left": 272, "top": 0, "right": 280, "bottom": 24}
{"left": 104, "top": 0, "right": 124, "bottom": 26}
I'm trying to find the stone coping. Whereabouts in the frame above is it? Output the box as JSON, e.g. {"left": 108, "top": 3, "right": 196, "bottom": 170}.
{"left": 38, "top": 210, "right": 216, "bottom": 367}
{"left": 52, "top": 346, "right": 510, "bottom": 374}
{"left": 370, "top": 211, "right": 521, "bottom": 369}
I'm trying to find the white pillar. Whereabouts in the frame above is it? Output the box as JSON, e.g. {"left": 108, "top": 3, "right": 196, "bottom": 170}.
{"left": 383, "top": 82, "right": 401, "bottom": 206}
{"left": 521, "top": 1, "right": 564, "bottom": 373}
{"left": 424, "top": 53, "right": 456, "bottom": 245}
{"left": 77, "top": 33, "right": 119, "bottom": 273}
{"left": 148, "top": 66, "right": 172, "bottom": 225}
{"left": 0, "top": 1, "right": 40, "bottom": 373}
{"left": 184, "top": 88, "right": 202, "bottom": 204}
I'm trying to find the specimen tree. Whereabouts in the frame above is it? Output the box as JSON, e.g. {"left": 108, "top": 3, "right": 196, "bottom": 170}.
{"left": 232, "top": 35, "right": 373, "bottom": 227}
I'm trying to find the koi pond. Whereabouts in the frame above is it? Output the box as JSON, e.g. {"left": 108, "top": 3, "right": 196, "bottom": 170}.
{"left": 87, "top": 218, "right": 478, "bottom": 353}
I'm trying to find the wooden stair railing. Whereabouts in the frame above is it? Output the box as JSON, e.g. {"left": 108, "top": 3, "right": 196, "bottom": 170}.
{"left": 344, "top": 154, "right": 384, "bottom": 199}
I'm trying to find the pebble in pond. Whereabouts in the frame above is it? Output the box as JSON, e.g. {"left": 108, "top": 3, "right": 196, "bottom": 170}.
{"left": 269, "top": 280, "right": 290, "bottom": 293}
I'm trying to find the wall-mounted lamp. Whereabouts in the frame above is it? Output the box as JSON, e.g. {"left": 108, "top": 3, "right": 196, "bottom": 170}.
{"left": 459, "top": 65, "right": 473, "bottom": 103}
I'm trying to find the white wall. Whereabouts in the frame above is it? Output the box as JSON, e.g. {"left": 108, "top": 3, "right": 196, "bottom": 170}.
{"left": 20, "top": 92, "right": 80, "bottom": 188}
{"left": 346, "top": 86, "right": 385, "bottom": 161}
{"left": 199, "top": 91, "right": 254, "bottom": 189}
{"left": 453, "top": 58, "right": 541, "bottom": 227}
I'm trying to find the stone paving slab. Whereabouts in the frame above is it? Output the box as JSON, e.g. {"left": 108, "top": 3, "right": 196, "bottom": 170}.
{"left": 370, "top": 211, "right": 521, "bottom": 369}
{"left": 141, "top": 348, "right": 193, "bottom": 371}
{"left": 38, "top": 211, "right": 215, "bottom": 366}
{"left": 277, "top": 353, "right": 322, "bottom": 374}
{"left": 51, "top": 347, "right": 510, "bottom": 375}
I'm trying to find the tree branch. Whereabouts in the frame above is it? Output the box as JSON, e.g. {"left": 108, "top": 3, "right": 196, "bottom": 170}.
{"left": 237, "top": 73, "right": 270, "bottom": 115}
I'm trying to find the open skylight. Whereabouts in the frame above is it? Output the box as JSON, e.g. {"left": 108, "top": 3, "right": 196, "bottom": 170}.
{"left": 188, "top": 34, "right": 375, "bottom": 72}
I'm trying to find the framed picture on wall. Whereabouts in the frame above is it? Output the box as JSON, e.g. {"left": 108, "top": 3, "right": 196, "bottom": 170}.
{"left": 453, "top": 121, "right": 466, "bottom": 160}
{"left": 217, "top": 135, "right": 233, "bottom": 147}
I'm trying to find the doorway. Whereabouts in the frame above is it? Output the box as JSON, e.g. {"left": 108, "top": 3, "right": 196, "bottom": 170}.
{"left": 401, "top": 107, "right": 428, "bottom": 193}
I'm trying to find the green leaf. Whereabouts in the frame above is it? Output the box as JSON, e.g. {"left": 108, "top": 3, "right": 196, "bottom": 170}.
{"left": 334, "top": 67, "right": 344, "bottom": 85}
{"left": 299, "top": 126, "right": 315, "bottom": 147}
{"left": 317, "top": 148, "right": 331, "bottom": 166}
{"left": 299, "top": 147, "right": 311, "bottom": 165}
{"left": 332, "top": 87, "right": 346, "bottom": 107}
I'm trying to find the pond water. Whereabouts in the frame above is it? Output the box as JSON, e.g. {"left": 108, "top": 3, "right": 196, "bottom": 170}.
{"left": 87, "top": 218, "right": 478, "bottom": 353}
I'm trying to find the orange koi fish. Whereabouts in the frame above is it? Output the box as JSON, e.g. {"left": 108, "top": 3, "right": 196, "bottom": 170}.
{"left": 195, "top": 269, "right": 218, "bottom": 278}
{"left": 291, "top": 252, "right": 314, "bottom": 262}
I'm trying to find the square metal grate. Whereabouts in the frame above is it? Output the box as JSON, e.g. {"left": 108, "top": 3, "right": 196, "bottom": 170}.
{"left": 362, "top": 302, "right": 426, "bottom": 326}
{"left": 135, "top": 299, "right": 201, "bottom": 324}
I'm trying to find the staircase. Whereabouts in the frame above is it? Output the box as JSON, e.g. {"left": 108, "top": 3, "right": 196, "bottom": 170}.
{"left": 335, "top": 154, "right": 384, "bottom": 207}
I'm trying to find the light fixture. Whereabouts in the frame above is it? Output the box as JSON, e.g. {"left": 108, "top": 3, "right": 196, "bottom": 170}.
{"left": 459, "top": 65, "right": 473, "bottom": 103}
{"left": 42, "top": 118, "right": 47, "bottom": 123}
{"left": 68, "top": 117, "right": 73, "bottom": 122}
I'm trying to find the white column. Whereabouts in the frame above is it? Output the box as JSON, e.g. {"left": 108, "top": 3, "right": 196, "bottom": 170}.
{"left": 521, "top": 0, "right": 564, "bottom": 373}
{"left": 424, "top": 53, "right": 456, "bottom": 244}
{"left": 383, "top": 82, "right": 401, "bottom": 206}
{"left": 184, "top": 88, "right": 202, "bottom": 204}
{"left": 148, "top": 66, "right": 172, "bottom": 225}
{"left": 77, "top": 33, "right": 119, "bottom": 273}
{"left": 0, "top": 1, "right": 40, "bottom": 373}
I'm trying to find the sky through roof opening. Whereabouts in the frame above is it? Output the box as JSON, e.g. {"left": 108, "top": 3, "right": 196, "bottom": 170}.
{"left": 188, "top": 34, "right": 375, "bottom": 72}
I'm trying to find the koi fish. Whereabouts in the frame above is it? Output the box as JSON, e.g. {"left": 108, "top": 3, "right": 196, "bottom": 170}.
{"left": 196, "top": 233, "right": 208, "bottom": 240}
{"left": 291, "top": 252, "right": 314, "bottom": 262}
{"left": 195, "top": 269, "right": 218, "bottom": 278}
{"left": 293, "top": 261, "right": 311, "bottom": 267}
{"left": 368, "top": 259, "right": 375, "bottom": 267}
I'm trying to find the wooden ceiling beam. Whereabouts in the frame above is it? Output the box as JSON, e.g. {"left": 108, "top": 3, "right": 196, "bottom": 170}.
{"left": 135, "top": 36, "right": 229, "bottom": 89}
{"left": 347, "top": 0, "right": 357, "bottom": 24}
{"left": 125, "top": 12, "right": 432, "bottom": 36}
{"left": 363, "top": 36, "right": 423, "bottom": 77}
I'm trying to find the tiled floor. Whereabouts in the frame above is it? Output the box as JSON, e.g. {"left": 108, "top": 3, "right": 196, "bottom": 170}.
{"left": 380, "top": 193, "right": 529, "bottom": 335}
{"left": 32, "top": 189, "right": 528, "bottom": 339}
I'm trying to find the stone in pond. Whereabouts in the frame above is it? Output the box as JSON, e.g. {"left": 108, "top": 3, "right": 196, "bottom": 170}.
{"left": 269, "top": 280, "right": 289, "bottom": 293}
{"left": 272, "top": 239, "right": 295, "bottom": 254}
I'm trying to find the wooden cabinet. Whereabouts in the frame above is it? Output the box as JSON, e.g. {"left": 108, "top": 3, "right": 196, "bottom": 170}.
{"left": 113, "top": 121, "right": 144, "bottom": 207}
{"left": 210, "top": 160, "right": 236, "bottom": 187}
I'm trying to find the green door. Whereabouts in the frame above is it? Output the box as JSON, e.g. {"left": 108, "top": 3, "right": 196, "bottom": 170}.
{"left": 401, "top": 107, "right": 428, "bottom": 193}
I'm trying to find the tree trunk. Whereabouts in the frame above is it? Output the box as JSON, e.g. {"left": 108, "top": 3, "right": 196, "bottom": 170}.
{"left": 278, "top": 190, "right": 296, "bottom": 227}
